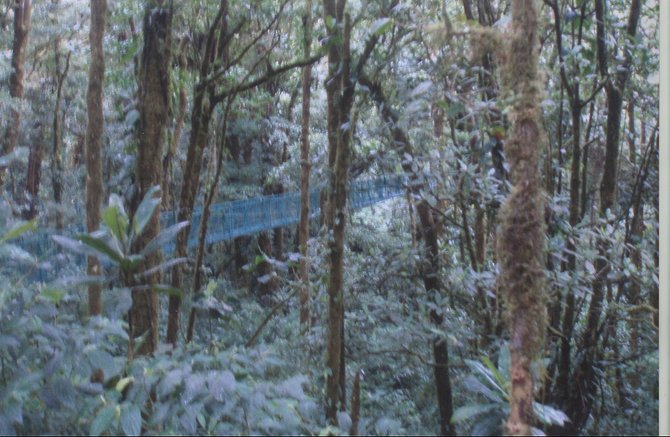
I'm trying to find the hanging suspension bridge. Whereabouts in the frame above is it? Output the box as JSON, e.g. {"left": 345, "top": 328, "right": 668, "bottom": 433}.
{"left": 9, "top": 174, "right": 407, "bottom": 281}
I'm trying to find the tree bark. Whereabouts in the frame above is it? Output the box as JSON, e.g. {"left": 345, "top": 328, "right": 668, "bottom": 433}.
{"left": 497, "top": 1, "right": 546, "bottom": 434}
{"left": 22, "top": 123, "right": 43, "bottom": 220}
{"left": 162, "top": 40, "right": 187, "bottom": 212}
{"left": 85, "top": 0, "right": 106, "bottom": 317}
{"left": 166, "top": 0, "right": 225, "bottom": 345}
{"left": 322, "top": 0, "right": 350, "bottom": 421}
{"left": 130, "top": 0, "right": 173, "bottom": 356}
{"left": 0, "top": 0, "right": 31, "bottom": 190}
{"left": 299, "top": 0, "right": 313, "bottom": 328}
{"left": 51, "top": 44, "right": 70, "bottom": 229}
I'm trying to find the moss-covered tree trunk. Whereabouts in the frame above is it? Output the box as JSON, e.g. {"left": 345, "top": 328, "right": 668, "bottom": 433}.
{"left": 85, "top": 0, "right": 106, "bottom": 317}
{"left": 0, "top": 0, "right": 31, "bottom": 191}
{"left": 130, "top": 0, "right": 173, "bottom": 356}
{"left": 496, "top": 1, "right": 546, "bottom": 434}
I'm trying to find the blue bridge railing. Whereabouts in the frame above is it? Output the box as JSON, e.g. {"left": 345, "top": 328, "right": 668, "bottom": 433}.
{"left": 9, "top": 175, "right": 407, "bottom": 282}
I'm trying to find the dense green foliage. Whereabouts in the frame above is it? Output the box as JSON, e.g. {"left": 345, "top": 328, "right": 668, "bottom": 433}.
{"left": 0, "top": 0, "right": 659, "bottom": 435}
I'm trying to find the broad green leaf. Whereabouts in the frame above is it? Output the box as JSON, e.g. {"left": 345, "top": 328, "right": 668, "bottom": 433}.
{"left": 115, "top": 377, "right": 134, "bottom": 393}
{"left": 40, "top": 287, "right": 66, "bottom": 304}
{"left": 254, "top": 255, "right": 266, "bottom": 267}
{"left": 108, "top": 194, "right": 128, "bottom": 223}
{"left": 498, "top": 344, "right": 511, "bottom": 378}
{"left": 482, "top": 355, "right": 507, "bottom": 391}
{"left": 53, "top": 235, "right": 105, "bottom": 258}
{"left": 135, "top": 257, "right": 188, "bottom": 279}
{"left": 450, "top": 403, "right": 499, "bottom": 423}
{"left": 91, "top": 405, "right": 116, "bottom": 436}
{"left": 0, "top": 243, "right": 35, "bottom": 264}
{"left": 208, "top": 370, "right": 236, "bottom": 402}
{"left": 533, "top": 402, "right": 570, "bottom": 426}
{"left": 140, "top": 221, "right": 189, "bottom": 255}
{"left": 132, "top": 186, "right": 161, "bottom": 238}
{"left": 103, "top": 205, "right": 129, "bottom": 245}
{"left": 0, "top": 219, "right": 36, "bottom": 242}
{"left": 464, "top": 359, "right": 506, "bottom": 397}
{"left": 462, "top": 375, "right": 502, "bottom": 403}
{"left": 204, "top": 279, "right": 217, "bottom": 297}
{"left": 370, "top": 17, "right": 393, "bottom": 36}
{"left": 120, "top": 404, "right": 142, "bottom": 436}
{"left": 77, "top": 234, "right": 125, "bottom": 264}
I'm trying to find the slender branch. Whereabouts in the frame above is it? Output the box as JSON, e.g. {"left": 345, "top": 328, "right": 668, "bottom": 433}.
{"left": 201, "top": 0, "right": 290, "bottom": 89}
{"left": 245, "top": 288, "right": 297, "bottom": 348}
{"left": 212, "top": 53, "right": 323, "bottom": 104}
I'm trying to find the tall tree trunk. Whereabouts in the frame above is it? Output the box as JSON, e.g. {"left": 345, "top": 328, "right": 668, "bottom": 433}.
{"left": 321, "top": 0, "right": 385, "bottom": 417}
{"left": 545, "top": 0, "right": 590, "bottom": 407}
{"left": 130, "top": 0, "right": 173, "bottom": 356}
{"left": 85, "top": 0, "right": 106, "bottom": 317}
{"left": 322, "top": 0, "right": 359, "bottom": 422}
{"left": 167, "top": 0, "right": 226, "bottom": 345}
{"left": 186, "top": 100, "right": 234, "bottom": 344}
{"left": 162, "top": 40, "right": 187, "bottom": 212}
{"left": 164, "top": 0, "right": 321, "bottom": 345}
{"left": 51, "top": 43, "right": 70, "bottom": 230}
{"left": 0, "top": 0, "right": 31, "bottom": 190}
{"left": 359, "top": 75, "right": 455, "bottom": 435}
{"left": 497, "top": 1, "right": 546, "bottom": 434}
{"left": 569, "top": 0, "right": 641, "bottom": 429}
{"left": 298, "top": 0, "right": 313, "bottom": 327}
{"left": 22, "top": 123, "right": 43, "bottom": 220}
{"left": 167, "top": 90, "right": 213, "bottom": 344}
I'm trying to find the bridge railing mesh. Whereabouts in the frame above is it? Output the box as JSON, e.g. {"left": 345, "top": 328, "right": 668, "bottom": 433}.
{"left": 12, "top": 175, "right": 407, "bottom": 280}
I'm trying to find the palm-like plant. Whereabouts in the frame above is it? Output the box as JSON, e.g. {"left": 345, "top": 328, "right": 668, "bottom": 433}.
{"left": 451, "top": 345, "right": 569, "bottom": 436}
{"left": 53, "top": 186, "right": 188, "bottom": 295}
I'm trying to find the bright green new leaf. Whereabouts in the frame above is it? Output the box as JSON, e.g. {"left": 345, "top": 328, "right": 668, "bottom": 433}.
{"left": 370, "top": 17, "right": 393, "bottom": 36}
{"left": 40, "top": 287, "right": 66, "bottom": 304}
{"left": 108, "top": 194, "right": 128, "bottom": 223}
{"left": 115, "top": 377, "right": 134, "bottom": 393}
{"left": 0, "top": 219, "right": 36, "bottom": 243}
{"left": 103, "top": 205, "right": 129, "bottom": 245}
{"left": 132, "top": 186, "right": 161, "bottom": 237}
{"left": 481, "top": 355, "right": 507, "bottom": 391}
{"left": 77, "top": 234, "right": 125, "bottom": 264}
